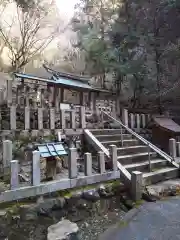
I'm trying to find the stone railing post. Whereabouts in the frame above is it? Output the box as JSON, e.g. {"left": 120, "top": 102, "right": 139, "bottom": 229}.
{"left": 38, "top": 108, "right": 43, "bottom": 130}
{"left": 122, "top": 109, "right": 128, "bottom": 127}
{"left": 136, "top": 114, "right": 140, "bottom": 132}
{"left": 60, "top": 110, "right": 66, "bottom": 129}
{"left": 142, "top": 114, "right": 146, "bottom": 128}
{"left": 131, "top": 171, "right": 143, "bottom": 201}
{"left": 32, "top": 151, "right": 41, "bottom": 186}
{"left": 68, "top": 148, "right": 78, "bottom": 179}
{"left": 50, "top": 108, "right": 55, "bottom": 130}
{"left": 169, "top": 138, "right": 176, "bottom": 160}
{"left": 10, "top": 160, "right": 19, "bottom": 190}
{"left": 80, "top": 106, "right": 86, "bottom": 128}
{"left": 84, "top": 152, "right": 92, "bottom": 176}
{"left": 70, "top": 110, "right": 76, "bottom": 129}
{"left": 7, "top": 79, "right": 13, "bottom": 106}
{"left": 130, "top": 113, "right": 134, "bottom": 129}
{"left": 25, "top": 106, "right": 30, "bottom": 130}
{"left": 177, "top": 142, "right": 180, "bottom": 157}
{"left": 3, "top": 140, "right": 12, "bottom": 179}
{"left": 109, "top": 145, "right": 117, "bottom": 171}
{"left": 10, "top": 106, "right": 16, "bottom": 130}
{"left": 98, "top": 151, "right": 105, "bottom": 174}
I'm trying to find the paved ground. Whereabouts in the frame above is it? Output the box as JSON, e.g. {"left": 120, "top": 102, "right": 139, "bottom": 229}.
{"left": 99, "top": 196, "right": 180, "bottom": 240}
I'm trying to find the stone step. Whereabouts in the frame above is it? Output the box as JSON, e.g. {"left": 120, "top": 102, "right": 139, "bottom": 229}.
{"left": 124, "top": 159, "right": 168, "bottom": 173}
{"left": 90, "top": 129, "right": 126, "bottom": 135}
{"left": 143, "top": 167, "right": 179, "bottom": 186}
{"left": 96, "top": 134, "right": 132, "bottom": 142}
{"left": 116, "top": 145, "right": 149, "bottom": 155}
{"left": 117, "top": 152, "right": 157, "bottom": 165}
{"left": 101, "top": 139, "right": 139, "bottom": 148}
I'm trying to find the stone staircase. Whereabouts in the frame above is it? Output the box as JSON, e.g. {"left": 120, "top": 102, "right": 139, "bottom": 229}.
{"left": 89, "top": 129, "right": 179, "bottom": 186}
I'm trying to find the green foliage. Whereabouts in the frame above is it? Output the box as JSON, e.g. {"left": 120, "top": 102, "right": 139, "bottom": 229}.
{"left": 71, "top": 0, "right": 180, "bottom": 108}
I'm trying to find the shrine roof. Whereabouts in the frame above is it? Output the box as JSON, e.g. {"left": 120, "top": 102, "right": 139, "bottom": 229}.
{"left": 14, "top": 72, "right": 93, "bottom": 91}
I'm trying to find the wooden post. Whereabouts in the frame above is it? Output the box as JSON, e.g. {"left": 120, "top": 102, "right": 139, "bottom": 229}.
{"left": 169, "top": 138, "right": 176, "bottom": 160}
{"left": 32, "top": 151, "right": 41, "bottom": 186}
{"left": 10, "top": 106, "right": 16, "bottom": 130}
{"left": 38, "top": 108, "right": 43, "bottom": 130}
{"left": 50, "top": 108, "right": 55, "bottom": 129}
{"left": 122, "top": 109, "right": 128, "bottom": 126}
{"left": 68, "top": 148, "right": 78, "bottom": 179}
{"left": 80, "top": 106, "right": 86, "bottom": 128}
{"left": 25, "top": 106, "right": 30, "bottom": 130}
{"left": 131, "top": 171, "right": 143, "bottom": 201}
{"left": 84, "top": 152, "right": 92, "bottom": 176}
{"left": 60, "top": 110, "right": 66, "bottom": 129}
{"left": 109, "top": 145, "right": 118, "bottom": 171}
{"left": 3, "top": 140, "right": 12, "bottom": 179}
{"left": 98, "top": 151, "right": 105, "bottom": 174}
{"left": 10, "top": 160, "right": 19, "bottom": 190}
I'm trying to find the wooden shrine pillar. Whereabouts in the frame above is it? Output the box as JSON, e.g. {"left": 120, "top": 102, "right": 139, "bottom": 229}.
{"left": 60, "top": 88, "right": 64, "bottom": 103}
{"left": 80, "top": 91, "right": 84, "bottom": 106}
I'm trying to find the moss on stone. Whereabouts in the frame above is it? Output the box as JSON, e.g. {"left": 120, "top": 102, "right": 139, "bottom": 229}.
{"left": 118, "top": 220, "right": 128, "bottom": 228}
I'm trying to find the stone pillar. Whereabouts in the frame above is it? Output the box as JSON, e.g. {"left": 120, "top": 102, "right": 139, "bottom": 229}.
{"left": 60, "top": 110, "right": 66, "bottom": 129}
{"left": 142, "top": 114, "right": 146, "bottom": 128}
{"left": 91, "top": 92, "right": 96, "bottom": 113}
{"left": 7, "top": 79, "right": 12, "bottom": 106}
{"left": 98, "top": 151, "right": 105, "bottom": 174}
{"left": 10, "top": 160, "right": 19, "bottom": 190}
{"left": 32, "top": 151, "right": 41, "bottom": 186}
{"left": 136, "top": 114, "right": 140, "bottom": 132}
{"left": 130, "top": 113, "right": 134, "bottom": 129}
{"left": 122, "top": 109, "right": 128, "bottom": 126}
{"left": 177, "top": 142, "right": 180, "bottom": 157}
{"left": 50, "top": 108, "right": 55, "bottom": 129}
{"left": 68, "top": 148, "right": 78, "bottom": 179}
{"left": 70, "top": 110, "right": 76, "bottom": 129}
{"left": 10, "top": 106, "right": 16, "bottom": 130}
{"left": 0, "top": 88, "right": 4, "bottom": 104}
{"left": 116, "top": 97, "right": 120, "bottom": 116}
{"left": 84, "top": 152, "right": 92, "bottom": 176}
{"left": 131, "top": 171, "right": 143, "bottom": 201}
{"left": 169, "top": 138, "right": 176, "bottom": 160}
{"left": 25, "top": 106, "right": 30, "bottom": 130}
{"left": 3, "top": 140, "right": 12, "bottom": 178}
{"left": 112, "top": 101, "right": 116, "bottom": 118}
{"left": 80, "top": 106, "right": 86, "bottom": 128}
{"left": 109, "top": 145, "right": 117, "bottom": 171}
{"left": 38, "top": 108, "right": 43, "bottom": 130}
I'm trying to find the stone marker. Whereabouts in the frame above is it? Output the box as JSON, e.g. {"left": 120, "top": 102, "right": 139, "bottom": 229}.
{"left": 47, "top": 219, "right": 79, "bottom": 240}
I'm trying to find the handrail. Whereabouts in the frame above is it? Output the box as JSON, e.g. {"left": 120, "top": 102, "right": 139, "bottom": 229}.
{"left": 102, "top": 111, "right": 179, "bottom": 168}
